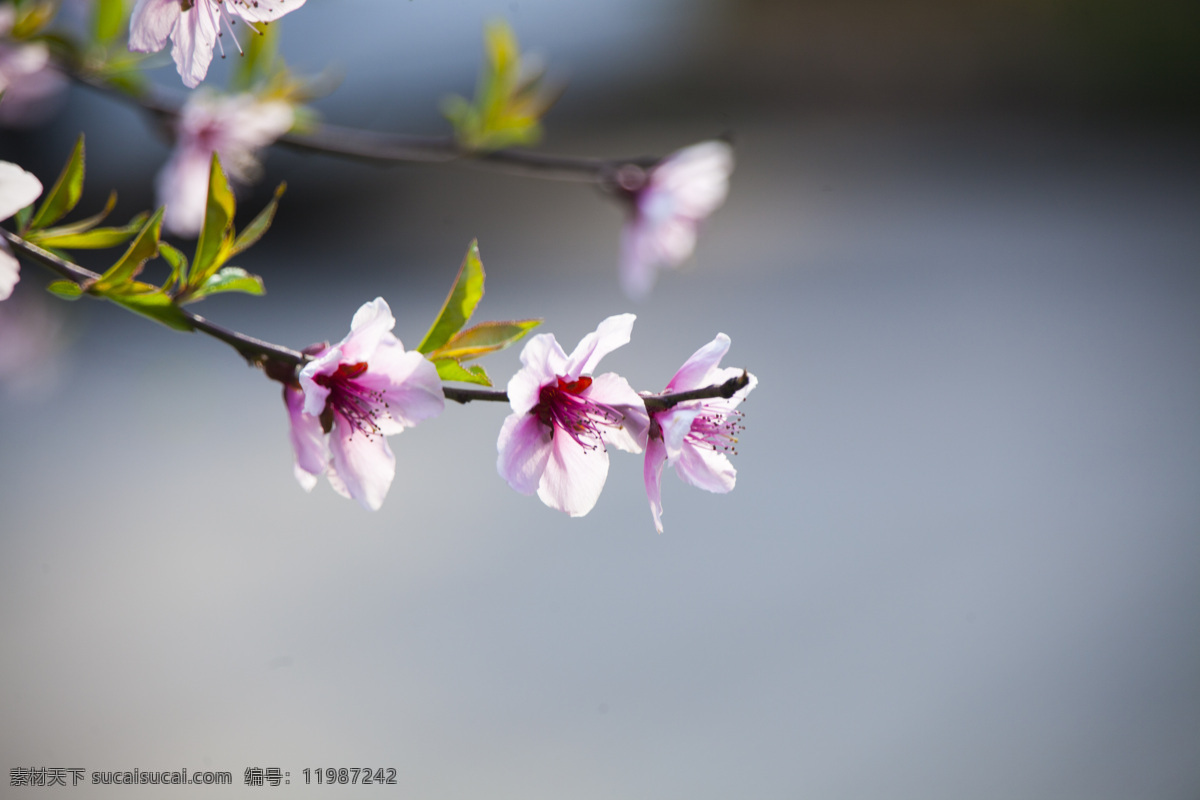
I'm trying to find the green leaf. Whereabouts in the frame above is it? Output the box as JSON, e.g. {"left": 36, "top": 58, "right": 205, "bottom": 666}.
{"left": 14, "top": 204, "right": 32, "bottom": 232}
{"left": 28, "top": 135, "right": 84, "bottom": 231}
{"left": 90, "top": 208, "right": 163, "bottom": 293}
{"left": 429, "top": 319, "right": 541, "bottom": 361}
{"left": 232, "top": 20, "right": 279, "bottom": 92}
{"left": 433, "top": 359, "right": 492, "bottom": 386}
{"left": 46, "top": 280, "right": 83, "bottom": 300}
{"left": 106, "top": 283, "right": 194, "bottom": 331}
{"left": 229, "top": 182, "right": 285, "bottom": 257}
{"left": 417, "top": 239, "right": 486, "bottom": 354}
{"left": 27, "top": 191, "right": 117, "bottom": 240}
{"left": 29, "top": 210, "right": 149, "bottom": 251}
{"left": 191, "top": 153, "right": 235, "bottom": 287}
{"left": 158, "top": 241, "right": 189, "bottom": 291}
{"left": 194, "top": 266, "right": 265, "bottom": 300}
{"left": 92, "top": 0, "right": 125, "bottom": 45}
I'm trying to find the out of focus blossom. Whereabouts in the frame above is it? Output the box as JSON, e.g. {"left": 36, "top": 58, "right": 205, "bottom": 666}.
{"left": 618, "top": 140, "right": 733, "bottom": 300}
{"left": 0, "top": 159, "right": 42, "bottom": 301}
{"left": 129, "top": 0, "right": 306, "bottom": 88}
{"left": 497, "top": 313, "right": 647, "bottom": 517}
{"left": 0, "top": 4, "right": 67, "bottom": 126}
{"left": 157, "top": 89, "right": 294, "bottom": 236}
{"left": 640, "top": 333, "right": 755, "bottom": 533}
{"left": 286, "top": 298, "right": 445, "bottom": 511}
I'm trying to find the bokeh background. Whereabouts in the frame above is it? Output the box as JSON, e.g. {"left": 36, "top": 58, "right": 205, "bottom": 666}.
{"left": 2, "top": 0, "right": 1199, "bottom": 797}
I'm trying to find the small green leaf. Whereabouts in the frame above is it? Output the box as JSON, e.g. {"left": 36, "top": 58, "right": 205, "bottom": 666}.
{"left": 46, "top": 280, "right": 83, "bottom": 300}
{"left": 229, "top": 182, "right": 285, "bottom": 257}
{"left": 193, "top": 266, "right": 265, "bottom": 300}
{"left": 106, "top": 283, "right": 194, "bottom": 331}
{"left": 28, "top": 135, "right": 84, "bottom": 231}
{"left": 191, "top": 153, "right": 235, "bottom": 287}
{"left": 26, "top": 191, "right": 119, "bottom": 240}
{"left": 29, "top": 211, "right": 149, "bottom": 251}
{"left": 90, "top": 208, "right": 163, "bottom": 293}
{"left": 159, "top": 241, "right": 189, "bottom": 291}
{"left": 14, "top": 204, "right": 33, "bottom": 232}
{"left": 433, "top": 359, "right": 492, "bottom": 386}
{"left": 430, "top": 319, "right": 541, "bottom": 361}
{"left": 92, "top": 0, "right": 125, "bottom": 45}
{"left": 417, "top": 239, "right": 486, "bottom": 354}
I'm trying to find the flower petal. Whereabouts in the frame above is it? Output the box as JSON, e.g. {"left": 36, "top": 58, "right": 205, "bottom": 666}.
{"left": 675, "top": 440, "right": 737, "bottom": 494}
{"left": 340, "top": 297, "right": 396, "bottom": 363}
{"left": 497, "top": 411, "right": 553, "bottom": 495}
{"left": 0, "top": 161, "right": 43, "bottom": 221}
{"left": 666, "top": 333, "right": 731, "bottom": 393}
{"left": 356, "top": 337, "right": 445, "bottom": 431}
{"left": 0, "top": 247, "right": 20, "bottom": 301}
{"left": 564, "top": 313, "right": 636, "bottom": 379}
{"left": 327, "top": 417, "right": 396, "bottom": 511}
{"left": 156, "top": 144, "right": 212, "bottom": 237}
{"left": 228, "top": 0, "right": 307, "bottom": 23}
{"left": 537, "top": 427, "right": 610, "bottom": 517}
{"left": 128, "top": 0, "right": 179, "bottom": 53}
{"left": 284, "top": 385, "right": 326, "bottom": 491}
{"left": 509, "top": 332, "right": 566, "bottom": 414}
{"left": 644, "top": 435, "right": 669, "bottom": 533}
{"left": 298, "top": 345, "right": 340, "bottom": 416}
{"left": 652, "top": 140, "right": 734, "bottom": 220}
{"left": 585, "top": 372, "right": 647, "bottom": 453}
{"left": 658, "top": 406, "right": 703, "bottom": 463}
{"left": 169, "top": 4, "right": 217, "bottom": 88}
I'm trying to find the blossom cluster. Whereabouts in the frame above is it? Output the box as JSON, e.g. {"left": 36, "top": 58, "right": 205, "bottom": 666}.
{"left": 286, "top": 302, "right": 755, "bottom": 531}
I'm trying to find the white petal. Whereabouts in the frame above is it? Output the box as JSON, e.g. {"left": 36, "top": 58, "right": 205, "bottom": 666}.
{"left": 298, "top": 345, "right": 341, "bottom": 416}
{"left": 170, "top": 4, "right": 217, "bottom": 88}
{"left": 509, "top": 333, "right": 566, "bottom": 414}
{"left": 674, "top": 441, "right": 736, "bottom": 494}
{"left": 156, "top": 145, "right": 212, "bottom": 237}
{"left": 328, "top": 417, "right": 396, "bottom": 511}
{"left": 496, "top": 411, "right": 553, "bottom": 495}
{"left": 564, "top": 313, "right": 635, "bottom": 378}
{"left": 0, "top": 247, "right": 19, "bottom": 301}
{"left": 652, "top": 140, "right": 733, "bottom": 220}
{"left": 128, "top": 0, "right": 179, "bottom": 53}
{"left": 585, "top": 372, "right": 647, "bottom": 454}
{"left": 284, "top": 385, "right": 326, "bottom": 491}
{"left": 537, "top": 427, "right": 610, "bottom": 517}
{"left": 659, "top": 407, "right": 703, "bottom": 463}
{"left": 228, "top": 0, "right": 306, "bottom": 23}
{"left": 643, "top": 436, "right": 669, "bottom": 534}
{"left": 666, "top": 333, "right": 731, "bottom": 393}
{"left": 0, "top": 161, "right": 42, "bottom": 221}
{"left": 357, "top": 338, "right": 445, "bottom": 430}
{"left": 340, "top": 297, "right": 396, "bottom": 363}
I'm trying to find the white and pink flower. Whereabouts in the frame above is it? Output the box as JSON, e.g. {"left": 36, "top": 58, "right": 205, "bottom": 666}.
{"left": 497, "top": 313, "right": 648, "bottom": 517}
{"left": 157, "top": 89, "right": 294, "bottom": 236}
{"left": 642, "top": 333, "right": 755, "bottom": 533}
{"left": 0, "top": 159, "right": 43, "bottom": 301}
{"left": 618, "top": 140, "right": 733, "bottom": 300}
{"left": 285, "top": 298, "right": 445, "bottom": 510}
{"left": 130, "top": 0, "right": 306, "bottom": 88}
{"left": 0, "top": 5, "right": 67, "bottom": 127}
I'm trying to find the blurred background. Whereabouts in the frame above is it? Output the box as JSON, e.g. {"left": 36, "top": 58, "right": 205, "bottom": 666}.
{"left": 2, "top": 0, "right": 1198, "bottom": 797}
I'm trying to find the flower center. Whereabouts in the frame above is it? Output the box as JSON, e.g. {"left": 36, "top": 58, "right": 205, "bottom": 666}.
{"left": 313, "top": 361, "right": 389, "bottom": 438}
{"left": 684, "top": 405, "right": 745, "bottom": 455}
{"left": 533, "top": 375, "right": 623, "bottom": 451}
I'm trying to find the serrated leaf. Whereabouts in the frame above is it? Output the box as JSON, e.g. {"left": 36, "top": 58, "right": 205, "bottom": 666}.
{"left": 417, "top": 239, "right": 485, "bottom": 354}
{"left": 229, "top": 183, "right": 285, "bottom": 258}
{"left": 159, "top": 241, "right": 189, "bottom": 291}
{"left": 191, "top": 153, "right": 235, "bottom": 287}
{"left": 29, "top": 211, "right": 149, "bottom": 251}
{"left": 433, "top": 359, "right": 492, "bottom": 386}
{"left": 28, "top": 135, "right": 84, "bottom": 231}
{"left": 26, "top": 191, "right": 117, "bottom": 241}
{"left": 430, "top": 319, "right": 541, "bottom": 361}
{"left": 191, "top": 266, "right": 265, "bottom": 300}
{"left": 92, "top": 0, "right": 125, "bottom": 44}
{"left": 46, "top": 280, "right": 83, "bottom": 300}
{"left": 106, "top": 283, "right": 194, "bottom": 331}
{"left": 90, "top": 208, "right": 163, "bottom": 293}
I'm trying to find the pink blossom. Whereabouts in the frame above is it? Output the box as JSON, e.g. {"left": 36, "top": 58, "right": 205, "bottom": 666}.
{"left": 157, "top": 90, "right": 294, "bottom": 236}
{"left": 497, "top": 313, "right": 648, "bottom": 517}
{"left": 642, "top": 333, "right": 755, "bottom": 533}
{"left": 618, "top": 140, "right": 733, "bottom": 300}
{"left": 0, "top": 159, "right": 42, "bottom": 301}
{"left": 129, "top": 0, "right": 306, "bottom": 88}
{"left": 0, "top": 6, "right": 67, "bottom": 126}
{"left": 285, "top": 298, "right": 445, "bottom": 510}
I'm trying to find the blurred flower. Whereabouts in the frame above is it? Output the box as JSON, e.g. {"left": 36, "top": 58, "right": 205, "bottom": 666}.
{"left": 641, "top": 333, "right": 755, "bottom": 533}
{"left": 618, "top": 140, "right": 733, "bottom": 300}
{"left": 286, "top": 298, "right": 445, "bottom": 511}
{"left": 497, "top": 313, "right": 647, "bottom": 517}
{"left": 0, "top": 4, "right": 66, "bottom": 126}
{"left": 0, "top": 159, "right": 42, "bottom": 301}
{"left": 129, "top": 0, "right": 306, "bottom": 88}
{"left": 157, "top": 89, "right": 294, "bottom": 236}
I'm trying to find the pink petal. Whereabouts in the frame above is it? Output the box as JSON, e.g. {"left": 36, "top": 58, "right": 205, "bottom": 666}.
{"left": 170, "top": 4, "right": 217, "bottom": 88}
{"left": 0, "top": 247, "right": 19, "bottom": 301}
{"left": 496, "top": 411, "right": 553, "bottom": 495}
{"left": 0, "top": 161, "right": 42, "bottom": 221}
{"left": 297, "top": 346, "right": 340, "bottom": 416}
{"left": 340, "top": 297, "right": 396, "bottom": 363}
{"left": 128, "top": 0, "right": 179, "bottom": 53}
{"left": 563, "top": 313, "right": 635, "bottom": 379}
{"left": 666, "top": 333, "right": 731, "bottom": 393}
{"left": 509, "top": 332, "right": 566, "bottom": 414}
{"left": 675, "top": 441, "right": 737, "bottom": 495}
{"left": 229, "top": 0, "right": 307, "bottom": 23}
{"left": 537, "top": 428, "right": 610, "bottom": 517}
{"left": 619, "top": 219, "right": 657, "bottom": 301}
{"left": 643, "top": 435, "right": 668, "bottom": 533}
{"left": 658, "top": 406, "right": 702, "bottom": 463}
{"left": 356, "top": 338, "right": 445, "bottom": 431}
{"left": 327, "top": 417, "right": 396, "bottom": 511}
{"left": 284, "top": 385, "right": 326, "bottom": 491}
{"left": 156, "top": 144, "right": 212, "bottom": 237}
{"left": 652, "top": 140, "right": 733, "bottom": 220}
{"left": 584, "top": 372, "right": 647, "bottom": 454}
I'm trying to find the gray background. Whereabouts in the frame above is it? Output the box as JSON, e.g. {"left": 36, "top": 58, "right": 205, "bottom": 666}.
{"left": 2, "top": 1, "right": 1198, "bottom": 797}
